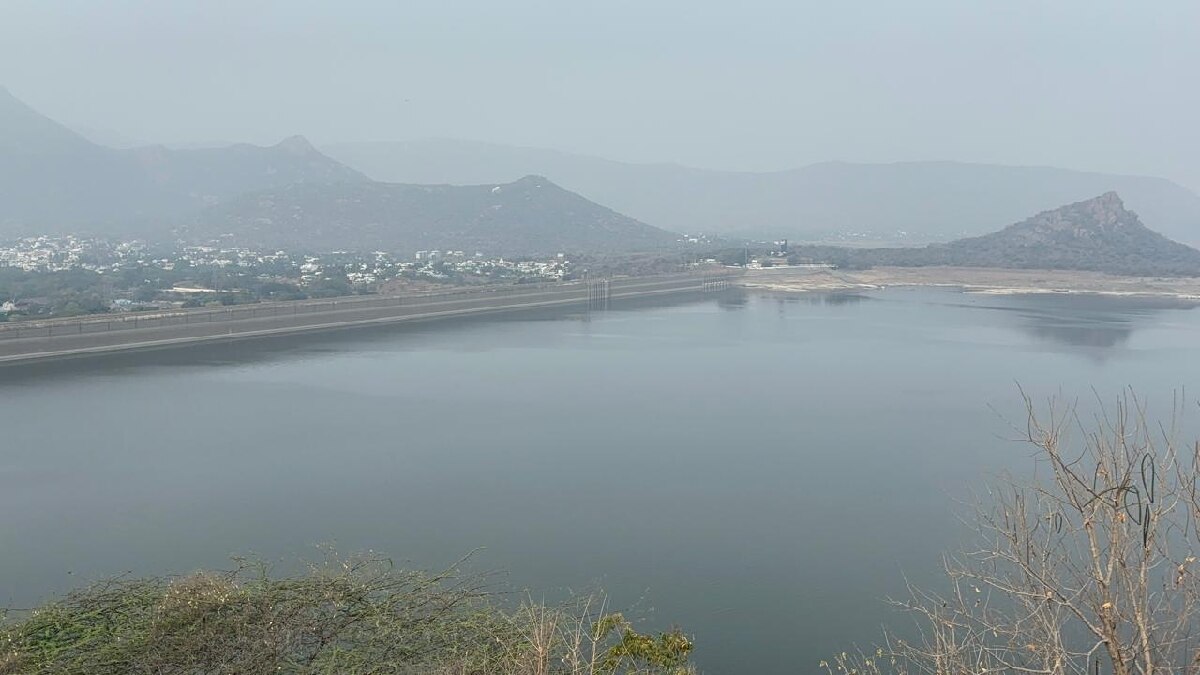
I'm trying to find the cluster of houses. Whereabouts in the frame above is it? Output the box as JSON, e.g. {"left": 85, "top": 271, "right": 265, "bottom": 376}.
{"left": 1, "top": 235, "right": 579, "bottom": 320}
{"left": 0, "top": 235, "right": 139, "bottom": 272}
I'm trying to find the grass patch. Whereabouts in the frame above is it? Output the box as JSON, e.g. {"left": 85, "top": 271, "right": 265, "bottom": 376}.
{"left": 0, "top": 552, "right": 692, "bottom": 674}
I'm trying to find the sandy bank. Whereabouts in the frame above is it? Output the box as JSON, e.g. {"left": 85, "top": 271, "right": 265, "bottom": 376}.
{"left": 740, "top": 266, "right": 1200, "bottom": 299}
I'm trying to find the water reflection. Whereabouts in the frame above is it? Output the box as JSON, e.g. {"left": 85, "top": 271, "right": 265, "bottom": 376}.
{"left": 751, "top": 291, "right": 870, "bottom": 308}
{"left": 795, "top": 293, "right": 870, "bottom": 307}
{"left": 1017, "top": 313, "right": 1134, "bottom": 349}
{"left": 716, "top": 290, "right": 749, "bottom": 311}
{"left": 976, "top": 293, "right": 1197, "bottom": 352}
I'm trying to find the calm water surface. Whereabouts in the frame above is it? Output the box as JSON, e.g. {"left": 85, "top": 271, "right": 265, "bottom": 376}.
{"left": 3, "top": 289, "right": 1200, "bottom": 673}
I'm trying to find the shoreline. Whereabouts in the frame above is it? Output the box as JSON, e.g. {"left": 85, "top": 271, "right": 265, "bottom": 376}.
{"left": 739, "top": 266, "right": 1200, "bottom": 301}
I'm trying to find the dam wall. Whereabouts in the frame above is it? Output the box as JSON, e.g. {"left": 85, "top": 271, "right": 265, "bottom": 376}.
{"left": 0, "top": 272, "right": 737, "bottom": 365}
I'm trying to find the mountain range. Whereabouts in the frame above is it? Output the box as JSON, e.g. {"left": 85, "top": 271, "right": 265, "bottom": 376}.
{"left": 0, "top": 86, "right": 367, "bottom": 234}
{"left": 323, "top": 139, "right": 1200, "bottom": 246}
{"left": 190, "top": 175, "right": 678, "bottom": 256}
{"left": 0, "top": 88, "right": 673, "bottom": 254}
{"left": 792, "top": 192, "right": 1200, "bottom": 277}
{"left": 6, "top": 86, "right": 1200, "bottom": 266}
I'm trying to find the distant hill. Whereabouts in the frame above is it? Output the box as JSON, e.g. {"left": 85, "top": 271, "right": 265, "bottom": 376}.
{"left": 323, "top": 139, "right": 1200, "bottom": 245}
{"left": 0, "top": 90, "right": 676, "bottom": 256}
{"left": 792, "top": 193, "right": 1200, "bottom": 276}
{"left": 0, "top": 87, "right": 367, "bottom": 236}
{"left": 190, "top": 175, "right": 680, "bottom": 256}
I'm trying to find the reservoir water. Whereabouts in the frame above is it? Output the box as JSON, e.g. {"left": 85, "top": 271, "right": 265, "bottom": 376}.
{"left": 3, "top": 288, "right": 1200, "bottom": 673}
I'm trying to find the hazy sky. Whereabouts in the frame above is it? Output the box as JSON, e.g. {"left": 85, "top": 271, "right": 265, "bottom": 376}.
{"left": 2, "top": 1, "right": 1198, "bottom": 188}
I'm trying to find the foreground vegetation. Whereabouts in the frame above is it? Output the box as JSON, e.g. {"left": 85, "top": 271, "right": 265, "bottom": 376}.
{"left": 830, "top": 392, "right": 1200, "bottom": 675}
{"left": 0, "top": 554, "right": 692, "bottom": 674}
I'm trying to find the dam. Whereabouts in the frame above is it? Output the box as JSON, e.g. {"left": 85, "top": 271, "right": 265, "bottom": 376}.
{"left": 0, "top": 271, "right": 737, "bottom": 365}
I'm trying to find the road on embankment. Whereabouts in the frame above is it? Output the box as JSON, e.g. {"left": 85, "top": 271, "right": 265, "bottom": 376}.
{"left": 0, "top": 273, "right": 735, "bottom": 365}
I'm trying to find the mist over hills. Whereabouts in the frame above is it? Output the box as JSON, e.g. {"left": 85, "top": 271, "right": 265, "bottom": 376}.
{"left": 792, "top": 192, "right": 1200, "bottom": 276}
{"left": 323, "top": 139, "right": 1200, "bottom": 246}
{"left": 0, "top": 89, "right": 675, "bottom": 256}
{"left": 0, "top": 86, "right": 367, "bottom": 235}
{"left": 6, "top": 85, "right": 1200, "bottom": 269}
{"left": 191, "top": 175, "right": 679, "bottom": 256}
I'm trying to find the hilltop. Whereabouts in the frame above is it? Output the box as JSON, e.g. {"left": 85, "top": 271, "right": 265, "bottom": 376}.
{"left": 0, "top": 87, "right": 367, "bottom": 235}
{"left": 938, "top": 192, "right": 1200, "bottom": 274}
{"left": 0, "top": 90, "right": 679, "bottom": 257}
{"left": 323, "top": 139, "right": 1200, "bottom": 245}
{"left": 790, "top": 193, "right": 1200, "bottom": 277}
{"left": 190, "top": 175, "right": 680, "bottom": 256}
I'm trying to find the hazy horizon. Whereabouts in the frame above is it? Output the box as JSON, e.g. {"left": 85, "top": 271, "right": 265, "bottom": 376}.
{"left": 52, "top": 124, "right": 1200, "bottom": 191}
{"left": 2, "top": 1, "right": 1197, "bottom": 190}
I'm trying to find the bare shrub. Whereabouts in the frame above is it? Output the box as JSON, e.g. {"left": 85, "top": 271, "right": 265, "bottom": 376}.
{"left": 830, "top": 391, "right": 1200, "bottom": 675}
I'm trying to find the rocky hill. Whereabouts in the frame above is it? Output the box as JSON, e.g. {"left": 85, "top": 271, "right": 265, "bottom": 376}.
{"left": 0, "top": 87, "right": 367, "bottom": 235}
{"left": 794, "top": 193, "right": 1200, "bottom": 276}
{"left": 939, "top": 192, "right": 1200, "bottom": 274}
{"left": 191, "top": 175, "right": 680, "bottom": 255}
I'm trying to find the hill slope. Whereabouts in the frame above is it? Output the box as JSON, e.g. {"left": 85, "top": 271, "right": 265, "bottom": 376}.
{"left": 323, "top": 139, "right": 1200, "bottom": 245}
{"left": 795, "top": 193, "right": 1200, "bottom": 276}
{"left": 0, "top": 87, "right": 367, "bottom": 235}
{"left": 191, "top": 175, "right": 680, "bottom": 255}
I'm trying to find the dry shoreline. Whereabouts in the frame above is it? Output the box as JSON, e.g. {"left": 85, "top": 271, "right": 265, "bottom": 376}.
{"left": 739, "top": 266, "right": 1200, "bottom": 300}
